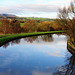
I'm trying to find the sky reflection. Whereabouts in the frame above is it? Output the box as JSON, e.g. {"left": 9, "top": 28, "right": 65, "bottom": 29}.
{"left": 0, "top": 34, "right": 70, "bottom": 75}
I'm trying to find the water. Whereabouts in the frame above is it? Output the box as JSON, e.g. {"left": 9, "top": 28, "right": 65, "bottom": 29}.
{"left": 0, "top": 34, "right": 74, "bottom": 75}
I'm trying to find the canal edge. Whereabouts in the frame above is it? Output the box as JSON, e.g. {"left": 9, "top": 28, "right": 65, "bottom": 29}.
{"left": 67, "top": 39, "right": 75, "bottom": 54}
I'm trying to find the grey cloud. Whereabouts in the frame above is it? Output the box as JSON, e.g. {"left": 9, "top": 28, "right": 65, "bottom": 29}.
{"left": 17, "top": 4, "right": 58, "bottom": 12}
{"left": 0, "top": 4, "right": 58, "bottom": 14}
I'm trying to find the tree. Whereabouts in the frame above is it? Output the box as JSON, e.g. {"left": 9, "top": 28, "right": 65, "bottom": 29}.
{"left": 23, "top": 20, "right": 37, "bottom": 32}
{"left": 57, "top": 1, "right": 75, "bottom": 44}
{"left": 1, "top": 19, "right": 10, "bottom": 34}
{"left": 9, "top": 19, "right": 21, "bottom": 33}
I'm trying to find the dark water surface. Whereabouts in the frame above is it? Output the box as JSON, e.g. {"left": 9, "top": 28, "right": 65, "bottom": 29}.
{"left": 0, "top": 34, "right": 74, "bottom": 75}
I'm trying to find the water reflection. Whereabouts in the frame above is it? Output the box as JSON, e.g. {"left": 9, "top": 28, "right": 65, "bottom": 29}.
{"left": 66, "top": 54, "right": 75, "bottom": 75}
{"left": 3, "top": 34, "right": 53, "bottom": 48}
{"left": 0, "top": 34, "right": 73, "bottom": 75}
{"left": 53, "top": 53, "right": 75, "bottom": 75}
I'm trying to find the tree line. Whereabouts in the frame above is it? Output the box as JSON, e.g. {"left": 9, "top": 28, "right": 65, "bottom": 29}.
{"left": 0, "top": 19, "right": 64, "bottom": 34}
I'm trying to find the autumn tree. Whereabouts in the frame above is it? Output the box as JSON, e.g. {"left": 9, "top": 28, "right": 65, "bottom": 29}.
{"left": 23, "top": 20, "right": 37, "bottom": 32}
{"left": 1, "top": 19, "right": 10, "bottom": 34}
{"left": 37, "top": 21, "right": 51, "bottom": 31}
{"left": 0, "top": 19, "right": 22, "bottom": 34}
{"left": 8, "top": 19, "right": 21, "bottom": 34}
{"left": 57, "top": 1, "right": 75, "bottom": 44}
{"left": 13, "top": 21, "right": 21, "bottom": 33}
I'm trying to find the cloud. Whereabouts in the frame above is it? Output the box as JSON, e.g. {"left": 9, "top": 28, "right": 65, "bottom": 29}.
{"left": 0, "top": 3, "right": 59, "bottom": 18}
{"left": 0, "top": 4, "right": 58, "bottom": 13}
{"left": 0, "top": 0, "right": 73, "bottom": 18}
{"left": 48, "top": 0, "right": 72, "bottom": 4}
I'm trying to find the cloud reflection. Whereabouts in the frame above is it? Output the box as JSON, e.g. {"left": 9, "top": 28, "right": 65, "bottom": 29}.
{"left": 0, "top": 34, "right": 68, "bottom": 75}
{"left": 43, "top": 50, "right": 64, "bottom": 57}
{"left": 32, "top": 71, "right": 52, "bottom": 75}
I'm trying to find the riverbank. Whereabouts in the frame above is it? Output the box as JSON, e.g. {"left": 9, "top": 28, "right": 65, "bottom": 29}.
{"left": 0, "top": 31, "right": 66, "bottom": 47}
{"left": 67, "top": 39, "right": 75, "bottom": 54}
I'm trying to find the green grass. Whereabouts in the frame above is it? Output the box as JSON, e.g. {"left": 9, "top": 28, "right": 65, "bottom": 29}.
{"left": 17, "top": 17, "right": 55, "bottom": 22}
{"left": 0, "top": 31, "right": 66, "bottom": 46}
{"left": 20, "top": 23, "right": 24, "bottom": 27}
{"left": 26, "top": 17, "right": 55, "bottom": 22}
{"left": 0, "top": 21, "right": 2, "bottom": 25}
{"left": 0, "top": 34, "right": 13, "bottom": 38}
{"left": 0, "top": 21, "right": 2, "bottom": 26}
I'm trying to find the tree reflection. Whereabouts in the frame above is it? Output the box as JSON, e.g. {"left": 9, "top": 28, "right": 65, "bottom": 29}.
{"left": 3, "top": 43, "right": 10, "bottom": 48}
{"left": 24, "top": 34, "right": 53, "bottom": 43}
{"left": 3, "top": 34, "right": 53, "bottom": 48}
{"left": 66, "top": 54, "right": 75, "bottom": 75}
{"left": 53, "top": 53, "right": 75, "bottom": 75}
{"left": 40, "top": 34, "right": 53, "bottom": 42}
{"left": 24, "top": 36, "right": 37, "bottom": 43}
{"left": 3, "top": 39, "right": 20, "bottom": 48}
{"left": 11, "top": 39, "right": 20, "bottom": 45}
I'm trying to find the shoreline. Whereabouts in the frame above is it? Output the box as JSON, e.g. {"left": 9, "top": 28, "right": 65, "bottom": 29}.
{"left": 0, "top": 31, "right": 66, "bottom": 47}
{"left": 67, "top": 39, "right": 75, "bottom": 54}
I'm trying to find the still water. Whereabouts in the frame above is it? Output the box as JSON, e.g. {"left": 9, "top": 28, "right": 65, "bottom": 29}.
{"left": 0, "top": 34, "right": 74, "bottom": 75}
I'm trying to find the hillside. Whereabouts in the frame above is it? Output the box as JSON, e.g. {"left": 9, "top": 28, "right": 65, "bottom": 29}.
{"left": 0, "top": 14, "right": 16, "bottom": 18}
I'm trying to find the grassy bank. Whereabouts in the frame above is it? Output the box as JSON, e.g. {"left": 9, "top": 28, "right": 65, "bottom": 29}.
{"left": 0, "top": 31, "right": 66, "bottom": 47}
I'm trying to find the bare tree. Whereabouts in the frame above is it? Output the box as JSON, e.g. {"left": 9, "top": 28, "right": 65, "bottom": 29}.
{"left": 57, "top": 1, "right": 75, "bottom": 44}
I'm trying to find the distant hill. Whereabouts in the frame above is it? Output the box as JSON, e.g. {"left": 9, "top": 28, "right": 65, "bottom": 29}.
{"left": 0, "top": 14, "right": 55, "bottom": 22}
{"left": 0, "top": 14, "right": 16, "bottom": 18}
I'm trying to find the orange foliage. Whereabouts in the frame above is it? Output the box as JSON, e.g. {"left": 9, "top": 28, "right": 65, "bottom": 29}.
{"left": 0, "top": 19, "right": 65, "bottom": 34}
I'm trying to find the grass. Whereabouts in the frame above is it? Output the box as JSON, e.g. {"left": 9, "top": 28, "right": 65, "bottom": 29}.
{"left": 0, "top": 21, "right": 2, "bottom": 25}
{"left": 0, "top": 31, "right": 66, "bottom": 47}
{"left": 26, "top": 17, "right": 55, "bottom": 22}
{"left": 17, "top": 17, "right": 55, "bottom": 22}
{"left": 0, "top": 34, "right": 11, "bottom": 38}
{"left": 20, "top": 23, "right": 24, "bottom": 27}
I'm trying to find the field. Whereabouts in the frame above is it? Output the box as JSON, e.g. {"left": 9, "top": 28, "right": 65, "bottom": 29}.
{"left": 20, "top": 23, "right": 24, "bottom": 27}
{"left": 17, "top": 17, "right": 55, "bottom": 22}
{"left": 26, "top": 17, "right": 55, "bottom": 21}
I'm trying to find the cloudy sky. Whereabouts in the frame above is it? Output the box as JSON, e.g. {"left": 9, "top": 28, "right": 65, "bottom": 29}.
{"left": 0, "top": 0, "right": 72, "bottom": 18}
